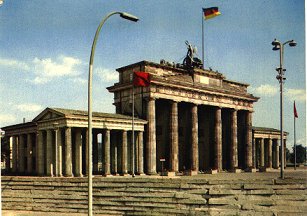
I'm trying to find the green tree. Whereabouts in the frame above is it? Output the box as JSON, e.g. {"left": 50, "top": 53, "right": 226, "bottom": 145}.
{"left": 290, "top": 144, "right": 306, "bottom": 164}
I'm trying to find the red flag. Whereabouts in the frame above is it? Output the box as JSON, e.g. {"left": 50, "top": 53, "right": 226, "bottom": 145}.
{"left": 294, "top": 101, "right": 298, "bottom": 118}
{"left": 133, "top": 72, "right": 150, "bottom": 87}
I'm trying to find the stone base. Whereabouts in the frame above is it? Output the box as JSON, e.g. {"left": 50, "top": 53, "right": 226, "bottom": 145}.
{"left": 185, "top": 170, "right": 198, "bottom": 176}
{"left": 265, "top": 168, "right": 274, "bottom": 172}
{"left": 121, "top": 173, "right": 130, "bottom": 177}
{"left": 205, "top": 169, "right": 218, "bottom": 174}
{"left": 165, "top": 171, "right": 176, "bottom": 177}
{"left": 246, "top": 167, "right": 257, "bottom": 173}
{"left": 230, "top": 168, "right": 241, "bottom": 173}
{"left": 103, "top": 174, "right": 113, "bottom": 177}
{"left": 137, "top": 173, "right": 146, "bottom": 176}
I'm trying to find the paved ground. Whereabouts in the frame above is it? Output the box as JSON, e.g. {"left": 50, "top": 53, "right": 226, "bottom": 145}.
{"left": 2, "top": 167, "right": 306, "bottom": 216}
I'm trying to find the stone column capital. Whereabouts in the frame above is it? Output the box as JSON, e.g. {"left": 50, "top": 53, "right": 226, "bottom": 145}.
{"left": 145, "top": 97, "right": 156, "bottom": 102}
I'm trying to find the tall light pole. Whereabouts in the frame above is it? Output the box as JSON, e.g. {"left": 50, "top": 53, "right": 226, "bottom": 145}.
{"left": 88, "top": 11, "right": 138, "bottom": 216}
{"left": 271, "top": 38, "right": 297, "bottom": 179}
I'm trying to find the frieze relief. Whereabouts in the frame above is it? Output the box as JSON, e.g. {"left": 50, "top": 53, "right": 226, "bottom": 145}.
{"left": 154, "top": 85, "right": 253, "bottom": 109}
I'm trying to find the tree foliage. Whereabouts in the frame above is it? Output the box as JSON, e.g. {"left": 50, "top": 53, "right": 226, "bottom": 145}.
{"left": 290, "top": 144, "right": 306, "bottom": 164}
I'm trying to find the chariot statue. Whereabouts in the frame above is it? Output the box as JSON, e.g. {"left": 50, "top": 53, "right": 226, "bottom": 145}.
{"left": 183, "top": 40, "right": 203, "bottom": 69}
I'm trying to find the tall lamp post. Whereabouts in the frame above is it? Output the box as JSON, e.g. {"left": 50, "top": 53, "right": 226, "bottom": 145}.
{"left": 271, "top": 38, "right": 296, "bottom": 179}
{"left": 88, "top": 11, "right": 138, "bottom": 216}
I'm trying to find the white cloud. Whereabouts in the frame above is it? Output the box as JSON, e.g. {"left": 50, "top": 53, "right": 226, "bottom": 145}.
{"left": 32, "top": 56, "right": 82, "bottom": 84}
{"left": 0, "top": 58, "right": 30, "bottom": 71}
{"left": 15, "top": 103, "right": 43, "bottom": 112}
{"left": 72, "top": 77, "right": 87, "bottom": 85}
{"left": 285, "top": 88, "right": 306, "bottom": 102}
{"left": 252, "top": 84, "right": 278, "bottom": 96}
{"left": 0, "top": 114, "right": 16, "bottom": 125}
{"left": 0, "top": 56, "right": 84, "bottom": 84}
{"left": 96, "top": 67, "right": 118, "bottom": 82}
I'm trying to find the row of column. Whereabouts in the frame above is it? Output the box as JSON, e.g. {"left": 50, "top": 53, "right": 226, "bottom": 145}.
{"left": 9, "top": 133, "right": 36, "bottom": 174}
{"left": 255, "top": 138, "right": 285, "bottom": 169}
{"left": 146, "top": 98, "right": 253, "bottom": 174}
{"left": 8, "top": 127, "right": 144, "bottom": 177}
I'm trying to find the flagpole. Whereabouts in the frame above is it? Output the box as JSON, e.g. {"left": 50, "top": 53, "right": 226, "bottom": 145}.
{"left": 294, "top": 101, "right": 296, "bottom": 170}
{"left": 202, "top": 9, "right": 204, "bottom": 69}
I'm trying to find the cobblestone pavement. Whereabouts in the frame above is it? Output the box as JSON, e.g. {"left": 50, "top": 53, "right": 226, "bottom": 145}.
{"left": 2, "top": 167, "right": 306, "bottom": 216}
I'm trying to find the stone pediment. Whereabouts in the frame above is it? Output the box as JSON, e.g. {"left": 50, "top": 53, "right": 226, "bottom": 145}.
{"left": 32, "top": 107, "right": 65, "bottom": 122}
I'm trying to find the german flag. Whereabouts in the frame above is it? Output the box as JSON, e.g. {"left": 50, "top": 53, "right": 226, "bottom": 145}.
{"left": 203, "top": 7, "right": 221, "bottom": 20}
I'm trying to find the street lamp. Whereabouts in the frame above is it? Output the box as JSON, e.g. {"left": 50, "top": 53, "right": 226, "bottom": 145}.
{"left": 88, "top": 11, "right": 138, "bottom": 216}
{"left": 271, "top": 38, "right": 297, "bottom": 179}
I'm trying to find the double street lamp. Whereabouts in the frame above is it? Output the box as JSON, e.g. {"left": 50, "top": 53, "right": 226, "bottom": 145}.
{"left": 88, "top": 11, "right": 138, "bottom": 216}
{"left": 271, "top": 38, "right": 296, "bottom": 179}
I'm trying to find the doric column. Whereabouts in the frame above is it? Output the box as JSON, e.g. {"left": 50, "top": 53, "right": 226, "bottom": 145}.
{"left": 27, "top": 134, "right": 33, "bottom": 174}
{"left": 260, "top": 138, "right": 265, "bottom": 167}
{"left": 37, "top": 131, "right": 44, "bottom": 176}
{"left": 214, "top": 107, "right": 222, "bottom": 171}
{"left": 74, "top": 128, "right": 83, "bottom": 177}
{"left": 85, "top": 129, "right": 89, "bottom": 176}
{"left": 12, "top": 136, "right": 18, "bottom": 173}
{"left": 146, "top": 98, "right": 156, "bottom": 175}
{"left": 46, "top": 130, "right": 53, "bottom": 176}
{"left": 5, "top": 137, "right": 11, "bottom": 173}
{"left": 191, "top": 104, "right": 199, "bottom": 172}
{"left": 104, "top": 129, "right": 111, "bottom": 176}
{"left": 273, "top": 139, "right": 279, "bottom": 168}
{"left": 122, "top": 130, "right": 128, "bottom": 175}
{"left": 252, "top": 137, "right": 256, "bottom": 168}
{"left": 64, "top": 127, "right": 73, "bottom": 177}
{"left": 245, "top": 111, "right": 253, "bottom": 168}
{"left": 18, "top": 135, "right": 25, "bottom": 173}
{"left": 268, "top": 139, "right": 272, "bottom": 168}
{"left": 55, "top": 127, "right": 62, "bottom": 176}
{"left": 137, "top": 131, "right": 144, "bottom": 175}
{"left": 111, "top": 132, "right": 118, "bottom": 175}
{"left": 284, "top": 140, "right": 287, "bottom": 168}
{"left": 93, "top": 132, "right": 99, "bottom": 174}
{"left": 169, "top": 101, "right": 178, "bottom": 172}
{"left": 230, "top": 109, "right": 238, "bottom": 170}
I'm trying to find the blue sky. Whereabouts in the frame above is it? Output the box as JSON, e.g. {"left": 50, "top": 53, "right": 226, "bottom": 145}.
{"left": 0, "top": 0, "right": 305, "bottom": 150}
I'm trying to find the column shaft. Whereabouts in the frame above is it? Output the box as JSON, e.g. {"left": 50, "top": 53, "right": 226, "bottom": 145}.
{"left": 56, "top": 128, "right": 63, "bottom": 176}
{"left": 85, "top": 129, "right": 89, "bottom": 176}
{"left": 230, "top": 110, "right": 238, "bottom": 170}
{"left": 274, "top": 139, "right": 279, "bottom": 168}
{"left": 191, "top": 104, "right": 198, "bottom": 172}
{"left": 64, "top": 127, "right": 73, "bottom": 177}
{"left": 146, "top": 98, "right": 156, "bottom": 174}
{"left": 104, "top": 129, "right": 111, "bottom": 175}
{"left": 12, "top": 136, "right": 18, "bottom": 173}
{"left": 37, "top": 131, "right": 44, "bottom": 176}
{"left": 111, "top": 132, "right": 118, "bottom": 174}
{"left": 169, "top": 101, "right": 178, "bottom": 172}
{"left": 214, "top": 107, "right": 222, "bottom": 171}
{"left": 27, "top": 134, "right": 33, "bottom": 174}
{"left": 122, "top": 130, "right": 128, "bottom": 174}
{"left": 18, "top": 135, "right": 25, "bottom": 173}
{"left": 137, "top": 131, "right": 144, "bottom": 174}
{"left": 46, "top": 130, "right": 53, "bottom": 176}
{"left": 260, "top": 138, "right": 265, "bottom": 167}
{"left": 246, "top": 111, "right": 253, "bottom": 168}
{"left": 93, "top": 132, "right": 98, "bottom": 173}
{"left": 74, "top": 129, "right": 83, "bottom": 177}
{"left": 283, "top": 140, "right": 287, "bottom": 168}
{"left": 268, "top": 139, "right": 272, "bottom": 168}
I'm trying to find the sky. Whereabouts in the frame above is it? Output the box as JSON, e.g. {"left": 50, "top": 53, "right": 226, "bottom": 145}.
{"left": 0, "top": 0, "right": 305, "bottom": 151}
